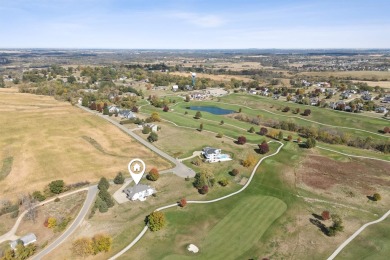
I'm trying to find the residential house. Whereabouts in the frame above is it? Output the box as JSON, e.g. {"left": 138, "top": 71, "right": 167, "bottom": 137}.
{"left": 124, "top": 184, "right": 155, "bottom": 201}
{"left": 10, "top": 233, "right": 37, "bottom": 250}
{"left": 172, "top": 85, "right": 179, "bottom": 92}
{"left": 375, "top": 106, "right": 388, "bottom": 113}
{"left": 201, "top": 147, "right": 231, "bottom": 163}
{"left": 108, "top": 105, "right": 119, "bottom": 114}
{"left": 382, "top": 95, "right": 390, "bottom": 103}
{"left": 119, "top": 110, "right": 137, "bottom": 119}
{"left": 144, "top": 123, "right": 158, "bottom": 132}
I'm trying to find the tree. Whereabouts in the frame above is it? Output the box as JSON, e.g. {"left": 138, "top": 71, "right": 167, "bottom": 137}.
{"left": 67, "top": 75, "right": 76, "bottom": 84}
{"left": 194, "top": 111, "right": 202, "bottom": 119}
{"left": 216, "top": 132, "right": 223, "bottom": 138}
{"left": 98, "top": 177, "right": 110, "bottom": 191}
{"left": 149, "top": 112, "right": 161, "bottom": 122}
{"left": 47, "top": 217, "right": 57, "bottom": 228}
{"left": 321, "top": 210, "right": 330, "bottom": 220}
{"left": 238, "top": 108, "right": 242, "bottom": 113}
{"left": 287, "top": 135, "right": 293, "bottom": 141}
{"left": 98, "top": 189, "right": 115, "bottom": 208}
{"left": 179, "top": 198, "right": 187, "bottom": 207}
{"left": 72, "top": 238, "right": 94, "bottom": 257}
{"left": 49, "top": 180, "right": 65, "bottom": 194}
{"left": 89, "top": 102, "right": 97, "bottom": 110}
{"left": 147, "top": 132, "right": 158, "bottom": 142}
{"left": 147, "top": 168, "right": 160, "bottom": 181}
{"left": 198, "top": 185, "right": 209, "bottom": 194}
{"left": 81, "top": 97, "right": 89, "bottom": 107}
{"left": 373, "top": 193, "right": 382, "bottom": 201}
{"left": 113, "top": 172, "right": 125, "bottom": 184}
{"left": 185, "top": 95, "right": 190, "bottom": 102}
{"left": 163, "top": 105, "right": 169, "bottom": 112}
{"left": 132, "top": 106, "right": 139, "bottom": 113}
{"left": 95, "top": 196, "right": 108, "bottom": 213}
{"left": 218, "top": 178, "right": 229, "bottom": 186}
{"left": 142, "top": 126, "right": 151, "bottom": 134}
{"left": 237, "top": 136, "right": 247, "bottom": 145}
{"left": 303, "top": 109, "right": 311, "bottom": 116}
{"left": 384, "top": 126, "right": 390, "bottom": 134}
{"left": 249, "top": 126, "right": 255, "bottom": 133}
{"left": 258, "top": 141, "right": 269, "bottom": 154}
{"left": 32, "top": 191, "right": 46, "bottom": 202}
{"left": 259, "top": 127, "right": 268, "bottom": 136}
{"left": 278, "top": 131, "right": 284, "bottom": 140}
{"left": 242, "top": 154, "right": 256, "bottom": 167}
{"left": 199, "top": 123, "right": 203, "bottom": 131}
{"left": 92, "top": 234, "right": 112, "bottom": 253}
{"left": 220, "top": 120, "right": 224, "bottom": 125}
{"left": 230, "top": 168, "right": 239, "bottom": 176}
{"left": 147, "top": 211, "right": 166, "bottom": 231}
{"left": 103, "top": 107, "right": 109, "bottom": 115}
{"left": 306, "top": 137, "right": 316, "bottom": 149}
{"left": 297, "top": 137, "right": 302, "bottom": 143}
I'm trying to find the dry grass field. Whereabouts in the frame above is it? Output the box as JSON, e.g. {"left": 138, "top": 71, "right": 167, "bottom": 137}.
{"left": 299, "top": 71, "right": 390, "bottom": 81}
{"left": 0, "top": 89, "right": 171, "bottom": 200}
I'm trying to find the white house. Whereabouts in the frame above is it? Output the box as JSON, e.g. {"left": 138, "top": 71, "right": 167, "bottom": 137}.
{"left": 172, "top": 85, "right": 179, "bottom": 92}
{"left": 144, "top": 123, "right": 158, "bottom": 132}
{"left": 108, "top": 105, "right": 120, "bottom": 114}
{"left": 201, "top": 147, "right": 231, "bottom": 163}
{"left": 10, "top": 233, "right": 37, "bottom": 250}
{"left": 124, "top": 184, "right": 155, "bottom": 201}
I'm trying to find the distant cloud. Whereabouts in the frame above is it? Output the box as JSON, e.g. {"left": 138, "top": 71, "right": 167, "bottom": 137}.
{"left": 173, "top": 12, "right": 226, "bottom": 28}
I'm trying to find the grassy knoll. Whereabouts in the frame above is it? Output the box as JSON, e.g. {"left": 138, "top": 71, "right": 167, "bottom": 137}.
{"left": 337, "top": 216, "right": 390, "bottom": 259}
{"left": 0, "top": 90, "right": 171, "bottom": 199}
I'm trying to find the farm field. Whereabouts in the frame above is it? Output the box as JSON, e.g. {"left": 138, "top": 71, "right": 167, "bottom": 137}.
{"left": 0, "top": 90, "right": 171, "bottom": 199}
{"left": 299, "top": 71, "right": 390, "bottom": 81}
{"left": 170, "top": 71, "right": 253, "bottom": 82}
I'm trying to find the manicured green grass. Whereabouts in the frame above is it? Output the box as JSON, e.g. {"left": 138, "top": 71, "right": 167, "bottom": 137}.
{"left": 220, "top": 94, "right": 390, "bottom": 138}
{"left": 162, "top": 196, "right": 287, "bottom": 260}
{"left": 337, "top": 217, "right": 390, "bottom": 259}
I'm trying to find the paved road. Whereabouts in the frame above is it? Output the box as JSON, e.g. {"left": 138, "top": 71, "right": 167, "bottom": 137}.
{"left": 0, "top": 187, "right": 90, "bottom": 244}
{"left": 108, "top": 141, "right": 284, "bottom": 259}
{"left": 77, "top": 104, "right": 196, "bottom": 178}
{"left": 327, "top": 209, "right": 390, "bottom": 260}
{"left": 32, "top": 185, "right": 98, "bottom": 260}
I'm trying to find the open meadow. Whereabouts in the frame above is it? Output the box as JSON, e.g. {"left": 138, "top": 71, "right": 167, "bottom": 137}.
{"left": 0, "top": 89, "right": 171, "bottom": 200}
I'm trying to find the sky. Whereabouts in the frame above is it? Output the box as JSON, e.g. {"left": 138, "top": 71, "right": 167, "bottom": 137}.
{"left": 1, "top": 0, "right": 390, "bottom": 49}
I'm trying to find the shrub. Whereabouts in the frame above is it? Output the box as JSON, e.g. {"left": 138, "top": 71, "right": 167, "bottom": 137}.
{"left": 306, "top": 137, "right": 316, "bottom": 148}
{"left": 49, "top": 180, "right": 65, "bottom": 194}
{"left": 32, "top": 191, "right": 46, "bottom": 202}
{"left": 72, "top": 238, "right": 94, "bottom": 257}
{"left": 11, "top": 210, "right": 19, "bottom": 219}
{"left": 147, "top": 132, "right": 158, "bottom": 142}
{"left": 216, "top": 132, "right": 223, "bottom": 138}
{"left": 47, "top": 217, "right": 57, "bottom": 228}
{"left": 113, "top": 172, "right": 125, "bottom": 184}
{"left": 282, "top": 106, "right": 290, "bottom": 112}
{"left": 230, "top": 168, "right": 239, "bottom": 176}
{"left": 248, "top": 126, "right": 256, "bottom": 133}
{"left": 383, "top": 127, "right": 390, "bottom": 134}
{"left": 163, "top": 105, "right": 169, "bottom": 112}
{"left": 287, "top": 135, "right": 293, "bottom": 141}
{"left": 147, "top": 211, "right": 166, "bottom": 231}
{"left": 194, "top": 111, "right": 202, "bottom": 119}
{"left": 303, "top": 109, "right": 311, "bottom": 116}
{"left": 218, "top": 178, "right": 229, "bottom": 187}
{"left": 278, "top": 131, "right": 283, "bottom": 140}
{"left": 237, "top": 136, "right": 247, "bottom": 145}
{"left": 373, "top": 193, "right": 382, "bottom": 201}
{"left": 242, "top": 154, "right": 256, "bottom": 167}
{"left": 92, "top": 234, "right": 112, "bottom": 253}
{"left": 179, "top": 198, "right": 187, "bottom": 207}
{"left": 54, "top": 197, "right": 60, "bottom": 202}
{"left": 258, "top": 141, "right": 269, "bottom": 154}
{"left": 142, "top": 126, "right": 151, "bottom": 134}
{"left": 259, "top": 127, "right": 268, "bottom": 136}
{"left": 147, "top": 168, "right": 160, "bottom": 181}
{"left": 198, "top": 185, "right": 209, "bottom": 194}
{"left": 220, "top": 120, "right": 224, "bottom": 125}
{"left": 322, "top": 210, "right": 330, "bottom": 220}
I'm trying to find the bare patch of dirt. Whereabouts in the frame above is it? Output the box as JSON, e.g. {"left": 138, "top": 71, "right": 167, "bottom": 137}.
{"left": 297, "top": 154, "right": 390, "bottom": 194}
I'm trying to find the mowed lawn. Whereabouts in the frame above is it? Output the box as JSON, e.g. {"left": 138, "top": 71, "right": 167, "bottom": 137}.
{"left": 164, "top": 196, "right": 286, "bottom": 260}
{"left": 0, "top": 90, "right": 171, "bottom": 199}
{"left": 337, "top": 217, "right": 390, "bottom": 260}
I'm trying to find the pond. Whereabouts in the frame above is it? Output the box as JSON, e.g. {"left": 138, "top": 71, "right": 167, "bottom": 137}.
{"left": 189, "top": 106, "right": 236, "bottom": 115}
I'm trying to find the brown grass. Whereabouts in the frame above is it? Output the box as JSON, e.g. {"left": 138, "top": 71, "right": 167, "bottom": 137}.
{"left": 170, "top": 71, "right": 253, "bottom": 83}
{"left": 0, "top": 90, "right": 171, "bottom": 200}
